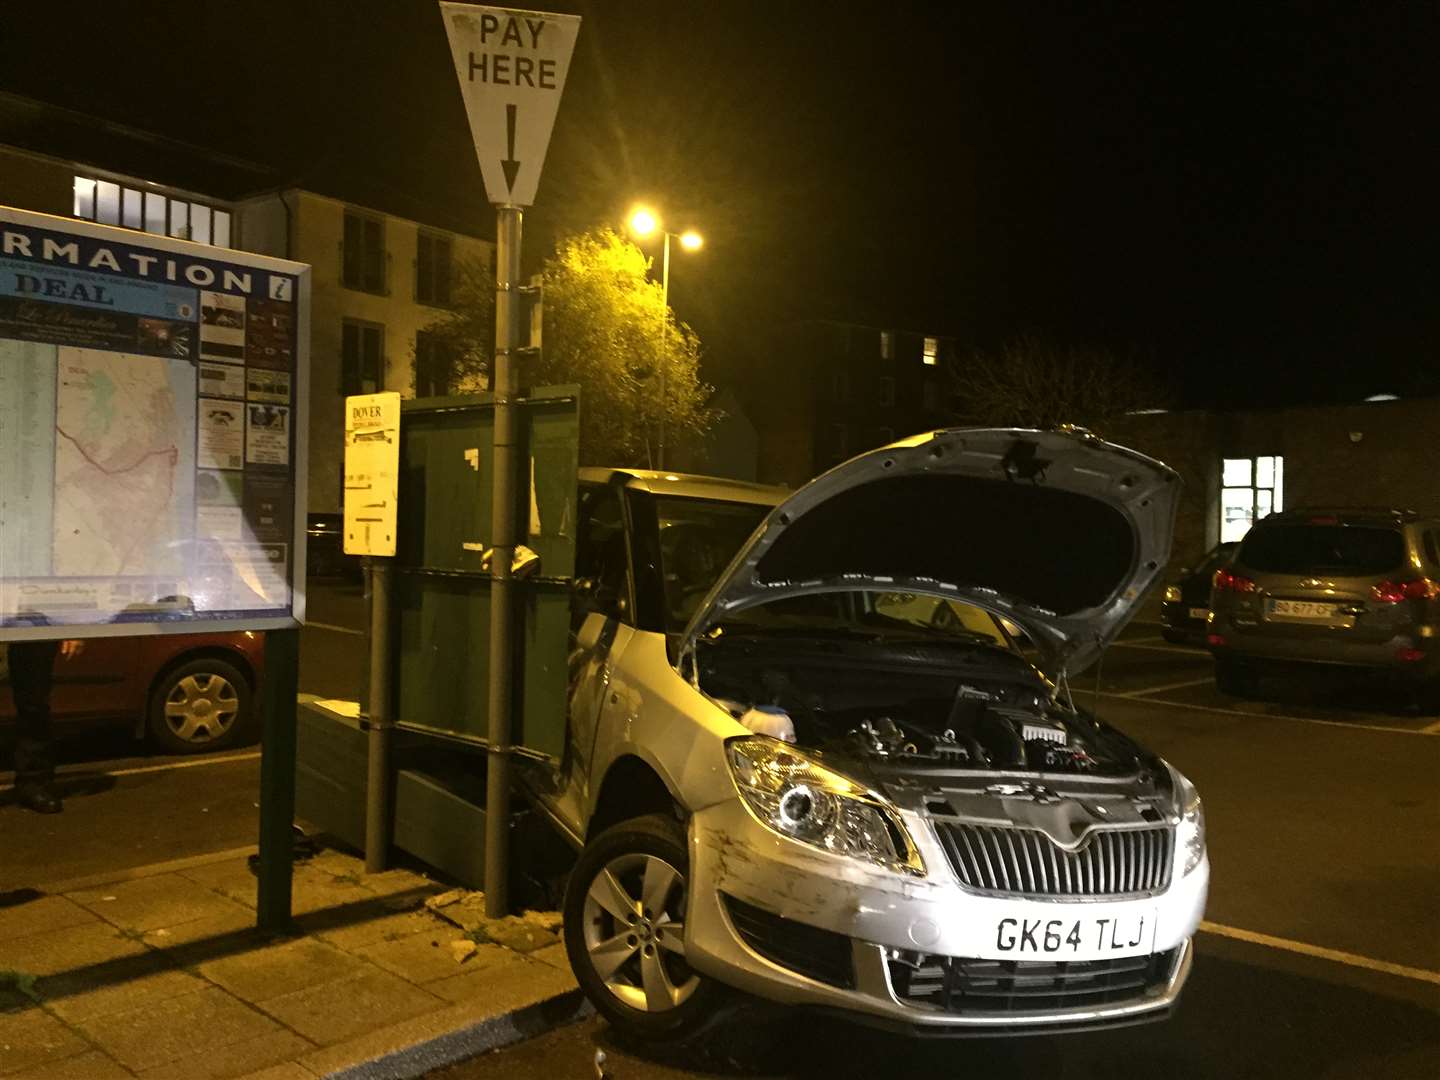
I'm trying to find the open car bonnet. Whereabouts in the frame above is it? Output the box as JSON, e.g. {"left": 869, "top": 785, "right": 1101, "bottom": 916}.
{"left": 679, "top": 427, "right": 1180, "bottom": 676}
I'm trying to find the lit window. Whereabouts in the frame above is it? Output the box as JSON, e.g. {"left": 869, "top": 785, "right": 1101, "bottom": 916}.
{"left": 922, "top": 337, "right": 939, "bottom": 366}
{"left": 1220, "top": 455, "right": 1284, "bottom": 543}
{"left": 880, "top": 330, "right": 894, "bottom": 360}
{"left": 72, "top": 175, "right": 233, "bottom": 248}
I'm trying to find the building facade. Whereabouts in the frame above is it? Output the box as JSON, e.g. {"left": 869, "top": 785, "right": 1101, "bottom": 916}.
{"left": 0, "top": 99, "right": 493, "bottom": 514}
{"left": 749, "top": 320, "right": 959, "bottom": 487}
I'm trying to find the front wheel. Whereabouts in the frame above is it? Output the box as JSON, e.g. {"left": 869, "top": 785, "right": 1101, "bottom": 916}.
{"left": 563, "top": 813, "right": 723, "bottom": 1041}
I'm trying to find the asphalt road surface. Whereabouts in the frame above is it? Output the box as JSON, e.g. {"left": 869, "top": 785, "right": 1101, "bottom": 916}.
{"left": 2, "top": 586, "right": 1436, "bottom": 1079}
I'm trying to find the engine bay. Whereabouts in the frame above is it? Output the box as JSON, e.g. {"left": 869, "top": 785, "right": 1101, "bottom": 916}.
{"left": 696, "top": 636, "right": 1153, "bottom": 779}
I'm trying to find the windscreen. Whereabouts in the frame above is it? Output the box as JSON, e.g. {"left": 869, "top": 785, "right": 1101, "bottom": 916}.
{"left": 1238, "top": 525, "right": 1405, "bottom": 576}
{"left": 656, "top": 496, "right": 770, "bottom": 631}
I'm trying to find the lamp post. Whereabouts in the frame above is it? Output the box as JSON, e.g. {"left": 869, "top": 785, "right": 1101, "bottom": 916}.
{"left": 628, "top": 206, "right": 702, "bottom": 469}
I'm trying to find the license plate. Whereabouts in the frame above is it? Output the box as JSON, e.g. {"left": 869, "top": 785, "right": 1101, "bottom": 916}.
{"left": 1188, "top": 606, "right": 1208, "bottom": 619}
{"left": 1268, "top": 599, "right": 1335, "bottom": 619}
{"left": 962, "top": 907, "right": 1157, "bottom": 962}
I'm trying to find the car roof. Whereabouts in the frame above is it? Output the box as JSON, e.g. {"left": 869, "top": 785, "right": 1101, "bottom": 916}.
{"left": 1256, "top": 507, "right": 1430, "bottom": 528}
{"left": 578, "top": 467, "right": 788, "bottom": 507}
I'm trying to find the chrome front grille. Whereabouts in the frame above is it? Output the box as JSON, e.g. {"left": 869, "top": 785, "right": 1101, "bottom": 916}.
{"left": 935, "top": 823, "right": 1174, "bottom": 898}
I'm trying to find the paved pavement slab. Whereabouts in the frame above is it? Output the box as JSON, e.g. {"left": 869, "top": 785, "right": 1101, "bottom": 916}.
{"left": 134, "top": 1029, "right": 315, "bottom": 1080}
{"left": 357, "top": 929, "right": 490, "bottom": 986}
{"left": 70, "top": 873, "right": 249, "bottom": 934}
{"left": 0, "top": 1007, "right": 93, "bottom": 1075}
{"left": 0, "top": 921, "right": 147, "bottom": 978}
{"left": 39, "top": 954, "right": 204, "bottom": 1023}
{"left": 255, "top": 966, "right": 444, "bottom": 1046}
{"left": 198, "top": 936, "right": 370, "bottom": 1003}
{"left": 75, "top": 985, "right": 281, "bottom": 1072}
{"left": 6, "top": 1049, "right": 132, "bottom": 1079}
{"left": 423, "top": 954, "right": 568, "bottom": 1007}
{"left": 0, "top": 896, "right": 97, "bottom": 944}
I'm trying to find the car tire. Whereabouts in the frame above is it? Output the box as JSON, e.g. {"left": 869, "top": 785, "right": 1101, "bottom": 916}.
{"left": 563, "top": 813, "right": 724, "bottom": 1042}
{"left": 1215, "top": 659, "right": 1259, "bottom": 698}
{"left": 146, "top": 657, "right": 254, "bottom": 755}
{"left": 1161, "top": 627, "right": 1187, "bottom": 644}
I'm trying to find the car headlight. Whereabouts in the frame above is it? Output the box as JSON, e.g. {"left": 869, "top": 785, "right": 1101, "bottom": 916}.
{"left": 1164, "top": 585, "right": 1182, "bottom": 602}
{"left": 1176, "top": 780, "right": 1205, "bottom": 876}
{"left": 726, "top": 736, "right": 924, "bottom": 876}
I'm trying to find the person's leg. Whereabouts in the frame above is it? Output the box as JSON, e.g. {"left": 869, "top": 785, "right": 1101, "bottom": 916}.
{"left": 8, "top": 641, "right": 61, "bottom": 812}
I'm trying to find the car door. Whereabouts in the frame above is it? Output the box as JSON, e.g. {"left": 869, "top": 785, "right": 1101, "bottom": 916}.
{"left": 0, "top": 636, "right": 139, "bottom": 721}
{"left": 562, "top": 484, "right": 639, "bottom": 820}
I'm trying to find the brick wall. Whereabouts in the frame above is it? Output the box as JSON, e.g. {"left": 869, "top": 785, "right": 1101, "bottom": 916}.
{"left": 1107, "top": 397, "right": 1440, "bottom": 620}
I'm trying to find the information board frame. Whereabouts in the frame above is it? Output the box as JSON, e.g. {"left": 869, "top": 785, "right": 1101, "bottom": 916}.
{"left": 0, "top": 205, "right": 311, "bottom": 641}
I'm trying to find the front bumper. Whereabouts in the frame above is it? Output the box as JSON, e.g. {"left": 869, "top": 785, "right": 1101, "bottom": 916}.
{"left": 686, "top": 799, "right": 1207, "bottom": 1033}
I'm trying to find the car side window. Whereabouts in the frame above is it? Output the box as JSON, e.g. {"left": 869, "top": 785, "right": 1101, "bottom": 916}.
{"left": 575, "top": 487, "right": 632, "bottom": 623}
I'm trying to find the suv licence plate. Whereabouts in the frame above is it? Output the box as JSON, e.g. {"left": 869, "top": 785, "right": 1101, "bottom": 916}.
{"left": 960, "top": 907, "right": 1157, "bottom": 962}
{"left": 1268, "top": 599, "right": 1336, "bottom": 619}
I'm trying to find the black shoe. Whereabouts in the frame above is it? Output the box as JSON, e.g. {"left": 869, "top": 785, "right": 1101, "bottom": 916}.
{"left": 16, "top": 783, "right": 62, "bottom": 814}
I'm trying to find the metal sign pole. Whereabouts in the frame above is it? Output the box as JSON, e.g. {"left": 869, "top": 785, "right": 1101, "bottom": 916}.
{"left": 364, "top": 556, "right": 394, "bottom": 873}
{"left": 256, "top": 626, "right": 300, "bottom": 930}
{"left": 485, "top": 204, "right": 523, "bottom": 917}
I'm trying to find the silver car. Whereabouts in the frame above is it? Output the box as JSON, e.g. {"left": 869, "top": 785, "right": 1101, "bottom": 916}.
{"left": 528, "top": 428, "right": 1208, "bottom": 1040}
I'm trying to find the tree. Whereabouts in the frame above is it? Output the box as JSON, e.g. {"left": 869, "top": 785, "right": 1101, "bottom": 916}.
{"left": 950, "top": 334, "right": 1173, "bottom": 433}
{"left": 421, "top": 229, "right": 714, "bottom": 466}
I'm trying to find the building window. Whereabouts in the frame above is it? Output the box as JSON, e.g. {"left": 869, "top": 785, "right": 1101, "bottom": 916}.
{"left": 880, "top": 330, "right": 894, "bottom": 360}
{"left": 416, "top": 231, "right": 453, "bottom": 306}
{"left": 878, "top": 376, "right": 896, "bottom": 407}
{"left": 831, "top": 370, "right": 850, "bottom": 403}
{"left": 1221, "top": 455, "right": 1284, "bottom": 543}
{"left": 922, "top": 336, "right": 939, "bottom": 366}
{"left": 831, "top": 423, "right": 849, "bottom": 461}
{"left": 72, "top": 175, "right": 231, "bottom": 247}
{"left": 343, "top": 211, "right": 386, "bottom": 294}
{"left": 341, "top": 320, "right": 384, "bottom": 396}
{"left": 414, "top": 330, "right": 457, "bottom": 398}
{"left": 922, "top": 378, "right": 941, "bottom": 411}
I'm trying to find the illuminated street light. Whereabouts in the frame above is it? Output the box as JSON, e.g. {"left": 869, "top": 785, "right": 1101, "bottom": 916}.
{"left": 626, "top": 207, "right": 704, "bottom": 469}
{"left": 627, "top": 206, "right": 658, "bottom": 238}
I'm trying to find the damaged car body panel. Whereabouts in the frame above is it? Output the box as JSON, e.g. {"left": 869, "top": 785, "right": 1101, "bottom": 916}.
{"left": 545, "top": 430, "right": 1207, "bottom": 1039}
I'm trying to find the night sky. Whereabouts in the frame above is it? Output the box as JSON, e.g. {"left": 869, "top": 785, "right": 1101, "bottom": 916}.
{"left": 3, "top": 1, "right": 1435, "bottom": 408}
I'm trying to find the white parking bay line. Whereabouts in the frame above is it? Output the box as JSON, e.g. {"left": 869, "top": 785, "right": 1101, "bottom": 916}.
{"left": 1097, "top": 691, "right": 1437, "bottom": 737}
{"left": 0, "top": 750, "right": 262, "bottom": 792}
{"left": 1200, "top": 920, "right": 1440, "bottom": 986}
{"left": 1119, "top": 677, "right": 1217, "bottom": 698}
{"left": 1110, "top": 641, "right": 1209, "bottom": 656}
{"left": 306, "top": 621, "right": 365, "bottom": 636}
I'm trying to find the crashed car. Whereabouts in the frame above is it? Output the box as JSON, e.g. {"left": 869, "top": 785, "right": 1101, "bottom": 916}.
{"left": 532, "top": 428, "right": 1208, "bottom": 1039}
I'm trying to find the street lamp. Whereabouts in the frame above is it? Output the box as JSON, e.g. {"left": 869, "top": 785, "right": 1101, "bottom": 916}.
{"left": 627, "top": 206, "right": 702, "bottom": 469}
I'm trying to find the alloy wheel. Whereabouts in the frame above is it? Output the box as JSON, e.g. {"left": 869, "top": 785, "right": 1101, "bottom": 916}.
{"left": 581, "top": 852, "right": 698, "bottom": 1013}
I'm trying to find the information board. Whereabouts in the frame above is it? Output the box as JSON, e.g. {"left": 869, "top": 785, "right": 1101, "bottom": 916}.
{"left": 0, "top": 206, "right": 310, "bottom": 640}
{"left": 343, "top": 391, "right": 400, "bottom": 557}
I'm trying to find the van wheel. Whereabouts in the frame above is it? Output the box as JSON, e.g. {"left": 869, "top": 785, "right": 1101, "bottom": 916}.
{"left": 1215, "top": 659, "right": 1259, "bottom": 698}
{"left": 147, "top": 658, "right": 253, "bottom": 754}
{"left": 564, "top": 814, "right": 723, "bottom": 1041}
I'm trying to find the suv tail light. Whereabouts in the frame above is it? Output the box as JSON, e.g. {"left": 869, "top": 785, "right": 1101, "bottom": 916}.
{"left": 1213, "top": 567, "right": 1256, "bottom": 594}
{"left": 1371, "top": 578, "right": 1440, "bottom": 603}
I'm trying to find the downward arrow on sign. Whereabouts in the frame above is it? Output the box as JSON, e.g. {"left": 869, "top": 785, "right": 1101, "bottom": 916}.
{"left": 501, "top": 104, "right": 521, "bottom": 192}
